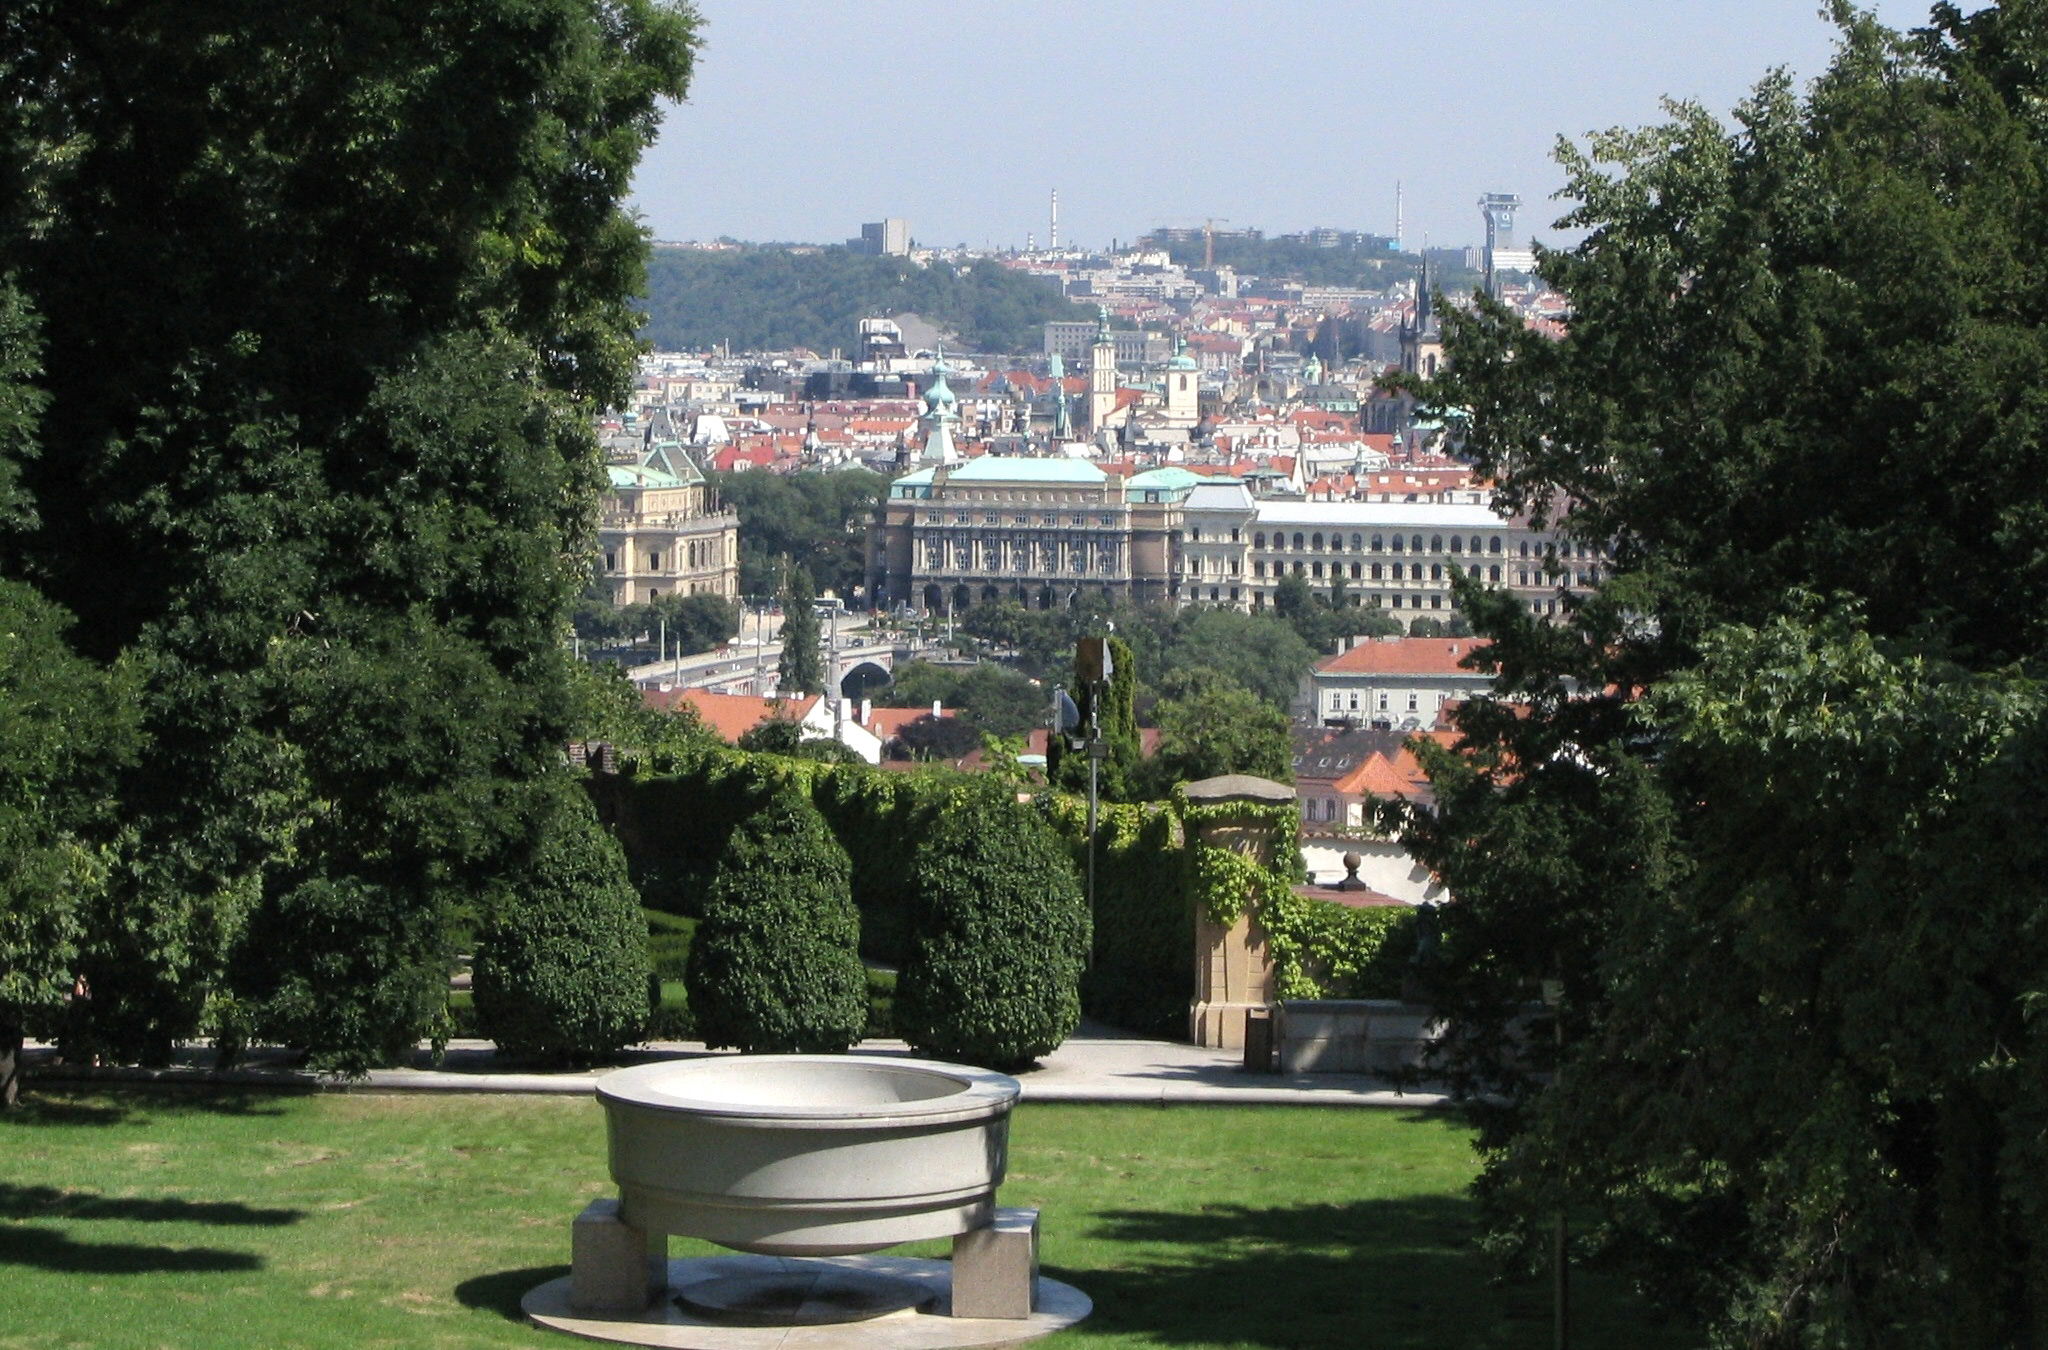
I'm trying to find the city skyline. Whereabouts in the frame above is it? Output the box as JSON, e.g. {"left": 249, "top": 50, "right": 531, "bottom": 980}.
{"left": 627, "top": 0, "right": 1940, "bottom": 253}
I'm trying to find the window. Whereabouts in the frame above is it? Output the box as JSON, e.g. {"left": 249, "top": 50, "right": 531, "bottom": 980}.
{"left": 1370, "top": 563, "right": 1382, "bottom": 580}
{"left": 1229, "top": 527, "right": 1241, "bottom": 542}
{"left": 1371, "top": 534, "right": 1384, "bottom": 551}
{"left": 1351, "top": 533, "right": 1363, "bottom": 550}
{"left": 1191, "top": 527, "right": 1203, "bottom": 542}
{"left": 1330, "top": 694, "right": 1344, "bottom": 712}
{"left": 1349, "top": 693, "right": 1360, "bottom": 710}
{"left": 1431, "top": 564, "right": 1443, "bottom": 580}
{"left": 1489, "top": 565, "right": 1502, "bottom": 582}
{"left": 1293, "top": 561, "right": 1305, "bottom": 575}
{"left": 1391, "top": 595, "right": 1403, "bottom": 608}
{"left": 1411, "top": 563, "right": 1424, "bottom": 580}
{"left": 1254, "top": 532, "right": 1266, "bottom": 549}
{"left": 1430, "top": 595, "right": 1443, "bottom": 609}
{"left": 1489, "top": 537, "right": 1502, "bottom": 554}
{"left": 1450, "top": 535, "right": 1463, "bottom": 553}
{"left": 1350, "top": 562, "right": 1361, "bottom": 579}
{"left": 1312, "top": 562, "right": 1324, "bottom": 578}
{"left": 1312, "top": 533, "right": 1324, "bottom": 550}
{"left": 1229, "top": 586, "right": 1240, "bottom": 601}
{"left": 1520, "top": 540, "right": 1531, "bottom": 557}
{"left": 1014, "top": 515, "right": 1029, "bottom": 525}
{"left": 1430, "top": 534, "right": 1443, "bottom": 552}
{"left": 1100, "top": 515, "right": 1115, "bottom": 526}
{"left": 1254, "top": 561, "right": 1266, "bottom": 577}
{"left": 648, "top": 551, "right": 661, "bottom": 570}
{"left": 1411, "top": 534, "right": 1424, "bottom": 552}
{"left": 605, "top": 552, "right": 616, "bottom": 571}
{"left": 1377, "top": 693, "right": 1389, "bottom": 711}
{"left": 1043, "top": 514, "right": 1057, "bottom": 525}
{"left": 1408, "top": 694, "right": 1419, "bottom": 712}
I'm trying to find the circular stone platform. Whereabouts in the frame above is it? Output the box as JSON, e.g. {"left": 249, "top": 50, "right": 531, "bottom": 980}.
{"left": 522, "top": 1255, "right": 1091, "bottom": 1350}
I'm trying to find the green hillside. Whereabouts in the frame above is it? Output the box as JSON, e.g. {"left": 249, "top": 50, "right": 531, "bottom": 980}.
{"left": 639, "top": 246, "right": 1090, "bottom": 356}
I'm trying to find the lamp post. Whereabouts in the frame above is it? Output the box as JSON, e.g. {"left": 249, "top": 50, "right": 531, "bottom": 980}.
{"left": 1541, "top": 976, "right": 1570, "bottom": 1350}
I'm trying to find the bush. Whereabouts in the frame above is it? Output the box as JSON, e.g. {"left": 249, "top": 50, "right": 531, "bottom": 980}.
{"left": 897, "top": 785, "right": 1089, "bottom": 1069}
{"left": 473, "top": 789, "right": 649, "bottom": 1063}
{"left": 686, "top": 781, "right": 866, "bottom": 1053}
{"left": 644, "top": 910, "right": 695, "bottom": 980}
{"left": 240, "top": 874, "right": 450, "bottom": 1075}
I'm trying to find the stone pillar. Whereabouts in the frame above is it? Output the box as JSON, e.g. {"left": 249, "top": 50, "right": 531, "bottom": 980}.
{"left": 570, "top": 1197, "right": 667, "bottom": 1315}
{"left": 1182, "top": 775, "right": 1294, "bottom": 1049}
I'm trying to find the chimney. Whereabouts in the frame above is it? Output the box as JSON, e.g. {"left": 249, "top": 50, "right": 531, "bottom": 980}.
{"left": 860, "top": 697, "right": 873, "bottom": 726}
{"left": 932, "top": 699, "right": 942, "bottom": 719}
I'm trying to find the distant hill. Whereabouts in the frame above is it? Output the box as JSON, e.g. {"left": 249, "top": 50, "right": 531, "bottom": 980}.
{"left": 638, "top": 247, "right": 1092, "bottom": 356}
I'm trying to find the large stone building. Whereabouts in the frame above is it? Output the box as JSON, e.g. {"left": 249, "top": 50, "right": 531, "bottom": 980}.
{"left": 865, "top": 456, "right": 1197, "bottom": 612}
{"left": 867, "top": 457, "right": 1601, "bottom": 619}
{"left": 598, "top": 442, "right": 740, "bottom": 605}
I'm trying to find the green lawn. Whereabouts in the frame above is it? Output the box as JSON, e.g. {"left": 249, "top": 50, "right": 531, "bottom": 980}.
{"left": 0, "top": 1091, "right": 1692, "bottom": 1349}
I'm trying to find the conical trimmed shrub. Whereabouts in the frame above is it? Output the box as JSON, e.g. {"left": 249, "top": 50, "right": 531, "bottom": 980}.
{"left": 686, "top": 780, "right": 866, "bottom": 1053}
{"left": 897, "top": 785, "right": 1089, "bottom": 1069}
{"left": 474, "top": 787, "right": 649, "bottom": 1063}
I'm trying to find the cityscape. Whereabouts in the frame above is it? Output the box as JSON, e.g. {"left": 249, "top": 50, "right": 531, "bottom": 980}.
{"left": 3, "top": 4, "right": 2041, "bottom": 1349}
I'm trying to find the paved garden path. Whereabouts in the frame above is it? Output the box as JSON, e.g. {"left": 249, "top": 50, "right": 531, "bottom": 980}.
{"left": 26, "top": 1020, "right": 1452, "bottom": 1109}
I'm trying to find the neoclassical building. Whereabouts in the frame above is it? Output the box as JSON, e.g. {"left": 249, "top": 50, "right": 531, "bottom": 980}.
{"left": 866, "top": 457, "right": 1602, "bottom": 620}
{"left": 866, "top": 456, "right": 1197, "bottom": 612}
{"left": 598, "top": 442, "right": 740, "bottom": 605}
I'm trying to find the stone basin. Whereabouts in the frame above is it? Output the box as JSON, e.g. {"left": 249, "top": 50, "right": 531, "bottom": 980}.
{"left": 596, "top": 1056, "right": 1020, "bottom": 1257}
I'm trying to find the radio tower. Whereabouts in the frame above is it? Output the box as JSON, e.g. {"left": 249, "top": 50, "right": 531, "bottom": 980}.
{"left": 1049, "top": 189, "right": 1059, "bottom": 252}
{"left": 1395, "top": 181, "right": 1404, "bottom": 253}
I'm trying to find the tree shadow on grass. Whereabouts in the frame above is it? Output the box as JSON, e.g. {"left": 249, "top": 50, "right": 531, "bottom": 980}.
{"left": 1055, "top": 1194, "right": 1697, "bottom": 1350}
{"left": 0, "top": 1184, "right": 301, "bottom": 1227}
{"left": 0, "top": 1224, "right": 264, "bottom": 1275}
{"left": 455, "top": 1265, "right": 569, "bottom": 1323}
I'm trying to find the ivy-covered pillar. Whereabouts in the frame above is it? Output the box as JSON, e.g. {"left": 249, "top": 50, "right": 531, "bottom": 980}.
{"left": 1180, "top": 775, "right": 1296, "bottom": 1049}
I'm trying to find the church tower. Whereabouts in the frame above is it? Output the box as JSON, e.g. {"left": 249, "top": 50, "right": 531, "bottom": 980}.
{"left": 917, "top": 353, "right": 963, "bottom": 466}
{"left": 1048, "top": 351, "right": 1073, "bottom": 441}
{"left": 1088, "top": 307, "right": 1118, "bottom": 431}
{"left": 1164, "top": 337, "right": 1198, "bottom": 423}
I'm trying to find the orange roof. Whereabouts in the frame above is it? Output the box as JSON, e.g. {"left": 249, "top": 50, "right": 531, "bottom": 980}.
{"left": 647, "top": 689, "right": 818, "bottom": 742}
{"left": 863, "top": 705, "right": 953, "bottom": 740}
{"left": 1331, "top": 749, "right": 1428, "bottom": 799}
{"left": 1316, "top": 637, "right": 1491, "bottom": 678}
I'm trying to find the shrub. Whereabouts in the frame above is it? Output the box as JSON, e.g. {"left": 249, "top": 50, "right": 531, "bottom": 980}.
{"left": 473, "top": 789, "right": 649, "bottom": 1063}
{"left": 897, "top": 785, "right": 1089, "bottom": 1069}
{"left": 686, "top": 781, "right": 866, "bottom": 1053}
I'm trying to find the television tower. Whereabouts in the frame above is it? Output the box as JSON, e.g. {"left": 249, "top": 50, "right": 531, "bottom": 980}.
{"left": 1049, "top": 188, "right": 1059, "bottom": 252}
{"left": 1395, "top": 180, "right": 1404, "bottom": 253}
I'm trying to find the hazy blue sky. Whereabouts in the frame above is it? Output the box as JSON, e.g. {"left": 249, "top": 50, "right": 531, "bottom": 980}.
{"left": 627, "top": 1, "right": 1942, "bottom": 252}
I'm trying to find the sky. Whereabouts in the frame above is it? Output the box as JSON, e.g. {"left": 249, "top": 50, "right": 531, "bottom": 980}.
{"left": 627, "top": 1, "right": 1944, "bottom": 253}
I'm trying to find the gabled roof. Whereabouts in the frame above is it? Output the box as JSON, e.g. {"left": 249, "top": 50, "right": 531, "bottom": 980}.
{"left": 644, "top": 689, "right": 818, "bottom": 742}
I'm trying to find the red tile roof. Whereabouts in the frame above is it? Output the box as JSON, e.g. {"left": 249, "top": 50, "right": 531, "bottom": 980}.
{"left": 646, "top": 689, "right": 817, "bottom": 742}
{"left": 1315, "top": 637, "right": 1492, "bottom": 677}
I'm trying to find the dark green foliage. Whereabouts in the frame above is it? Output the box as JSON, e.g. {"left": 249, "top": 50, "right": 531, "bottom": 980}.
{"left": 1146, "top": 669, "right": 1294, "bottom": 790}
{"left": 806, "top": 767, "right": 950, "bottom": 966}
{"left": 735, "top": 719, "right": 806, "bottom": 755}
{"left": 776, "top": 565, "right": 824, "bottom": 696}
{"left": 712, "top": 468, "right": 884, "bottom": 600}
{"left": 472, "top": 788, "right": 649, "bottom": 1064}
{"left": 897, "top": 785, "right": 1088, "bottom": 1069}
{"left": 0, "top": 1, "right": 696, "bottom": 1065}
{"left": 1047, "top": 635, "right": 1141, "bottom": 801}
{"left": 686, "top": 782, "right": 865, "bottom": 1053}
{"left": 643, "top": 910, "right": 695, "bottom": 981}
{"left": 1065, "top": 803, "right": 1190, "bottom": 1038}
{"left": 892, "top": 713, "right": 983, "bottom": 762}
{"left": 639, "top": 248, "right": 1089, "bottom": 355}
{"left": 237, "top": 877, "right": 452, "bottom": 1075}
{"left": 1383, "top": 8, "right": 2048, "bottom": 1342}
{"left": 879, "top": 660, "right": 1045, "bottom": 737}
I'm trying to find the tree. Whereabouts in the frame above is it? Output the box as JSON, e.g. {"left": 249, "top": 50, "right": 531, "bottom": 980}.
{"left": 1158, "top": 609, "right": 1316, "bottom": 711}
{"left": 0, "top": 2, "right": 697, "bottom": 1064}
{"left": 1147, "top": 671, "right": 1293, "bottom": 789}
{"left": 471, "top": 785, "right": 649, "bottom": 1065}
{"left": 880, "top": 659, "right": 1044, "bottom": 737}
{"left": 1046, "top": 635, "right": 1141, "bottom": 802}
{"left": 685, "top": 781, "right": 865, "bottom": 1054}
{"left": 1384, "top": 7, "right": 2048, "bottom": 1341}
{"left": 896, "top": 784, "right": 1088, "bottom": 1069}
{"left": 893, "top": 713, "right": 982, "bottom": 762}
{"left": 776, "top": 564, "right": 824, "bottom": 696}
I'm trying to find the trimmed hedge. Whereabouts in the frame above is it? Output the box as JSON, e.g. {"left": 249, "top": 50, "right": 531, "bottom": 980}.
{"left": 473, "top": 790, "right": 649, "bottom": 1063}
{"left": 896, "top": 784, "right": 1089, "bottom": 1069}
{"left": 1051, "top": 799, "right": 1192, "bottom": 1039}
{"left": 685, "top": 781, "right": 866, "bottom": 1053}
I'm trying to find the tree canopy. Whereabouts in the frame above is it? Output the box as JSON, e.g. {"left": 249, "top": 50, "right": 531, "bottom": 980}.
{"left": 640, "top": 248, "right": 1090, "bottom": 355}
{"left": 1387, "top": 5, "right": 2048, "bottom": 1342}
{"left": 0, "top": 0, "right": 697, "bottom": 1072}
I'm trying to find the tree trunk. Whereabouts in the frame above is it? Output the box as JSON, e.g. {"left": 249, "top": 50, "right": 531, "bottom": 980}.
{"left": 1, "top": 1020, "right": 22, "bottom": 1110}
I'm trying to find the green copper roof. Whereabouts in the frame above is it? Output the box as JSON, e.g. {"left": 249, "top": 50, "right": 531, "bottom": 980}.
{"left": 1127, "top": 467, "right": 1201, "bottom": 490}
{"left": 948, "top": 456, "right": 1107, "bottom": 484}
{"left": 608, "top": 463, "right": 684, "bottom": 489}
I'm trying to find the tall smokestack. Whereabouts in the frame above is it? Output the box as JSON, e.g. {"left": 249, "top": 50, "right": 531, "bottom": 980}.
{"left": 1050, "top": 188, "right": 1059, "bottom": 251}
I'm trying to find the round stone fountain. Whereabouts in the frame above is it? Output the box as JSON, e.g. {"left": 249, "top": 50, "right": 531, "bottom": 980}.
{"left": 521, "top": 1055, "right": 1090, "bottom": 1349}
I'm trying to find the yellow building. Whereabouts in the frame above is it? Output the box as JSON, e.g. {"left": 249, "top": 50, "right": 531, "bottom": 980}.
{"left": 598, "top": 443, "right": 740, "bottom": 605}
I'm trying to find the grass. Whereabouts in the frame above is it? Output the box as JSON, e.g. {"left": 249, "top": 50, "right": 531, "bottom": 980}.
{"left": 0, "top": 1091, "right": 1694, "bottom": 1349}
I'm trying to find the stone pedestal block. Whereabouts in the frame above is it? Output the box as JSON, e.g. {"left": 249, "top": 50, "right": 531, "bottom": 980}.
{"left": 951, "top": 1206, "right": 1039, "bottom": 1319}
{"left": 571, "top": 1196, "right": 667, "bottom": 1315}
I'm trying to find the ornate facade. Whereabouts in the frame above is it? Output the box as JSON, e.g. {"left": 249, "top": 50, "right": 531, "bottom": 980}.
{"left": 599, "top": 442, "right": 740, "bottom": 605}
